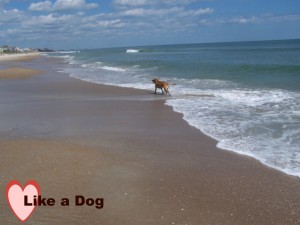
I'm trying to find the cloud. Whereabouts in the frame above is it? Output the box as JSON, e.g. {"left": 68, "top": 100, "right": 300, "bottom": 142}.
{"left": 267, "top": 14, "right": 300, "bottom": 22}
{"left": 0, "top": 0, "right": 9, "bottom": 4}
{"left": 0, "top": 0, "right": 9, "bottom": 9}
{"left": 4, "top": 0, "right": 299, "bottom": 49}
{"left": 1, "top": 0, "right": 215, "bottom": 47}
{"left": 178, "top": 7, "right": 214, "bottom": 17}
{"left": 121, "top": 7, "right": 183, "bottom": 17}
{"left": 79, "top": 5, "right": 215, "bottom": 41}
{"left": 28, "top": 1, "right": 52, "bottom": 11}
{"left": 28, "top": 0, "right": 98, "bottom": 11}
{"left": 54, "top": 0, "right": 98, "bottom": 10}
{"left": 91, "top": 19, "right": 123, "bottom": 28}
{"left": 15, "top": 13, "right": 79, "bottom": 44}
{"left": 226, "top": 14, "right": 300, "bottom": 25}
{"left": 120, "top": 7, "right": 213, "bottom": 17}
{"left": 23, "top": 13, "right": 74, "bottom": 27}
{"left": 113, "top": 0, "right": 153, "bottom": 7}
{"left": 0, "top": 8, "right": 24, "bottom": 24}
{"left": 113, "top": 0, "right": 202, "bottom": 7}
{"left": 229, "top": 16, "right": 258, "bottom": 24}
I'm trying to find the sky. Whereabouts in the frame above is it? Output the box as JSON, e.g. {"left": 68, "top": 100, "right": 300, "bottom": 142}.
{"left": 0, "top": 0, "right": 300, "bottom": 49}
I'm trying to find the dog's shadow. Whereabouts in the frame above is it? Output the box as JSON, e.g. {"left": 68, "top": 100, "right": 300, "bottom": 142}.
{"left": 146, "top": 91, "right": 161, "bottom": 95}
{"left": 145, "top": 91, "right": 172, "bottom": 97}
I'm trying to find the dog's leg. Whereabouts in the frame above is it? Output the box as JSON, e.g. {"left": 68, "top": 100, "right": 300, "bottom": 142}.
{"left": 154, "top": 87, "right": 157, "bottom": 94}
{"left": 164, "top": 87, "right": 170, "bottom": 96}
{"left": 161, "top": 88, "right": 164, "bottom": 95}
{"left": 167, "top": 89, "right": 171, "bottom": 96}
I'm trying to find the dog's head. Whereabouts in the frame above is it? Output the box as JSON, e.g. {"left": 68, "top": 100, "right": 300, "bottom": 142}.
{"left": 152, "top": 78, "right": 158, "bottom": 83}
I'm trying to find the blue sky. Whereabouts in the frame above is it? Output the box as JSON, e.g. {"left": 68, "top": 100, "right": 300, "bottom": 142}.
{"left": 0, "top": 0, "right": 299, "bottom": 49}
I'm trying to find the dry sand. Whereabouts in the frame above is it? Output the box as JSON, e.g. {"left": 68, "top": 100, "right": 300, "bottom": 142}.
{"left": 0, "top": 53, "right": 40, "bottom": 62}
{"left": 0, "top": 56, "right": 300, "bottom": 225}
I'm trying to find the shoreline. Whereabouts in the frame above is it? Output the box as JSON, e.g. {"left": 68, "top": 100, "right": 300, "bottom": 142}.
{"left": 67, "top": 73, "right": 300, "bottom": 179}
{"left": 1, "top": 55, "right": 300, "bottom": 224}
{"left": 67, "top": 60, "right": 300, "bottom": 179}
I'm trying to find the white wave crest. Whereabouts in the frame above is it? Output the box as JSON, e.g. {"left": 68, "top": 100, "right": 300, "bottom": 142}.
{"left": 56, "top": 51, "right": 79, "bottom": 54}
{"left": 126, "top": 49, "right": 139, "bottom": 53}
{"left": 101, "top": 66, "right": 127, "bottom": 72}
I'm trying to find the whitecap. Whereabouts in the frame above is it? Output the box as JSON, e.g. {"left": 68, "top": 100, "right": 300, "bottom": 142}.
{"left": 101, "top": 66, "right": 127, "bottom": 72}
{"left": 126, "top": 49, "right": 139, "bottom": 53}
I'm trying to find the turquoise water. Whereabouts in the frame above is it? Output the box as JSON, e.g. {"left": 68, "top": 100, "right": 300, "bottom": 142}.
{"left": 48, "top": 39, "right": 300, "bottom": 177}
{"left": 66, "top": 39, "right": 300, "bottom": 91}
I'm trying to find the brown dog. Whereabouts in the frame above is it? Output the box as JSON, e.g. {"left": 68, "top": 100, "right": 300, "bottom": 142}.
{"left": 152, "top": 78, "right": 172, "bottom": 95}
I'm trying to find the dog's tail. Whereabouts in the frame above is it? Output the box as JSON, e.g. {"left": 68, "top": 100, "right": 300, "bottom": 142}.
{"left": 170, "top": 83, "right": 176, "bottom": 86}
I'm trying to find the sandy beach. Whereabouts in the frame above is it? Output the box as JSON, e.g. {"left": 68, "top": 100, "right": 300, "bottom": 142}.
{"left": 0, "top": 53, "right": 40, "bottom": 62}
{"left": 0, "top": 68, "right": 43, "bottom": 79}
{"left": 0, "top": 55, "right": 300, "bottom": 225}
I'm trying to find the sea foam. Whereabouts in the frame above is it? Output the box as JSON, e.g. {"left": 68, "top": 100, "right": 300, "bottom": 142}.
{"left": 166, "top": 86, "right": 300, "bottom": 177}
{"left": 126, "top": 49, "right": 140, "bottom": 53}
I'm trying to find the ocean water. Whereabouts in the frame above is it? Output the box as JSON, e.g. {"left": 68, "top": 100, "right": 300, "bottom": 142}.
{"left": 47, "top": 39, "right": 300, "bottom": 177}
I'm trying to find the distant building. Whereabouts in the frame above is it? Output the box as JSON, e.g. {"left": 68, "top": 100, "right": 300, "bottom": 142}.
{"left": 0, "top": 46, "right": 8, "bottom": 53}
{"left": 23, "top": 48, "right": 32, "bottom": 52}
{"left": 3, "top": 46, "right": 23, "bottom": 53}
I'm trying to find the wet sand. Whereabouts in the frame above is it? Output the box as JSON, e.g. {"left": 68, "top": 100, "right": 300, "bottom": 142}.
{"left": 0, "top": 68, "right": 43, "bottom": 79}
{"left": 0, "top": 56, "right": 300, "bottom": 225}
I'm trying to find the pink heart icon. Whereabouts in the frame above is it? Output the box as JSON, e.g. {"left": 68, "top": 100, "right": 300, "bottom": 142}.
{"left": 6, "top": 180, "right": 40, "bottom": 222}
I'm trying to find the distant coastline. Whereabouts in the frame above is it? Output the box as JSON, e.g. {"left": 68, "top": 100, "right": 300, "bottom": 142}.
{"left": 0, "top": 45, "right": 55, "bottom": 55}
